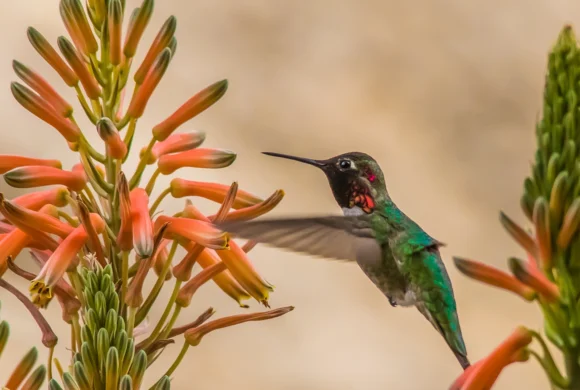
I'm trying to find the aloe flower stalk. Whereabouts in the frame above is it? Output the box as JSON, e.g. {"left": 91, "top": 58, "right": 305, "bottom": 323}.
{"left": 0, "top": 1, "right": 291, "bottom": 387}
{"left": 453, "top": 26, "right": 580, "bottom": 389}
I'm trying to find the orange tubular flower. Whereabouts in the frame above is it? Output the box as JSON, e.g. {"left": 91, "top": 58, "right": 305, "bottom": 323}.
{"left": 499, "top": 211, "right": 538, "bottom": 262}
{"left": 184, "top": 306, "right": 294, "bottom": 346}
{"left": 158, "top": 148, "right": 236, "bottom": 174}
{"left": 155, "top": 215, "right": 229, "bottom": 250}
{"left": 12, "top": 187, "right": 70, "bottom": 210}
{"left": 59, "top": 0, "right": 88, "bottom": 55}
{"left": 0, "top": 229, "right": 31, "bottom": 277}
{"left": 116, "top": 173, "right": 133, "bottom": 251}
{"left": 126, "top": 48, "right": 172, "bottom": 118}
{"left": 456, "top": 327, "right": 532, "bottom": 389}
{"left": 176, "top": 260, "right": 227, "bottom": 307}
{"left": 4, "top": 165, "right": 87, "bottom": 191}
{"left": 211, "top": 189, "right": 285, "bottom": 222}
{"left": 122, "top": 0, "right": 154, "bottom": 58}
{"left": 11, "top": 82, "right": 80, "bottom": 143}
{"left": 30, "top": 225, "right": 89, "bottom": 302}
{"left": 97, "top": 118, "right": 127, "bottom": 159}
{"left": 142, "top": 131, "right": 206, "bottom": 164}
{"left": 508, "top": 257, "right": 560, "bottom": 303}
{"left": 0, "top": 155, "right": 61, "bottom": 174}
{"left": 453, "top": 257, "right": 537, "bottom": 301}
{"left": 27, "top": 27, "right": 78, "bottom": 87}
{"left": 134, "top": 15, "right": 177, "bottom": 84}
{"left": 152, "top": 79, "right": 229, "bottom": 141}
{"left": 66, "top": 0, "right": 98, "bottom": 54}
{"left": 170, "top": 178, "right": 263, "bottom": 208}
{"left": 57, "top": 36, "right": 101, "bottom": 100}
{"left": 108, "top": 0, "right": 123, "bottom": 65}
{"left": 130, "top": 188, "right": 154, "bottom": 258}
{"left": 12, "top": 60, "right": 73, "bottom": 117}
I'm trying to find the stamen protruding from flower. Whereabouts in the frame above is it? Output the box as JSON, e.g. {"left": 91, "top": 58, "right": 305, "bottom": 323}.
{"left": 123, "top": 0, "right": 155, "bottom": 58}
{"left": 27, "top": 27, "right": 78, "bottom": 86}
{"left": 134, "top": 15, "right": 177, "bottom": 84}
{"left": 97, "top": 117, "right": 127, "bottom": 159}
{"left": 11, "top": 82, "right": 80, "bottom": 143}
{"left": 508, "top": 257, "right": 560, "bottom": 303}
{"left": 453, "top": 257, "right": 536, "bottom": 301}
{"left": 0, "top": 155, "right": 61, "bottom": 174}
{"left": 170, "top": 178, "right": 263, "bottom": 208}
{"left": 152, "top": 79, "right": 228, "bottom": 141}
{"left": 126, "top": 48, "right": 172, "bottom": 118}
{"left": 184, "top": 306, "right": 294, "bottom": 346}
{"left": 57, "top": 36, "right": 101, "bottom": 99}
{"left": 142, "top": 131, "right": 206, "bottom": 164}
{"left": 158, "top": 148, "right": 236, "bottom": 174}
{"left": 130, "top": 188, "right": 154, "bottom": 258}
{"left": 4, "top": 165, "right": 87, "bottom": 191}
{"left": 13, "top": 60, "right": 73, "bottom": 117}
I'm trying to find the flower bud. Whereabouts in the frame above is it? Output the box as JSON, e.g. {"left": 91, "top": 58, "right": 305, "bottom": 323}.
{"left": 533, "top": 197, "right": 552, "bottom": 269}
{"left": 155, "top": 215, "right": 229, "bottom": 249}
{"left": 20, "top": 365, "right": 46, "bottom": 390}
{"left": 142, "top": 131, "right": 206, "bottom": 164}
{"left": 499, "top": 211, "right": 538, "bottom": 262}
{"left": 12, "top": 187, "right": 70, "bottom": 210}
{"left": 508, "top": 257, "right": 560, "bottom": 303}
{"left": 134, "top": 16, "right": 176, "bottom": 84}
{"left": 170, "top": 178, "right": 262, "bottom": 208}
{"left": 68, "top": 0, "right": 98, "bottom": 54}
{"left": 57, "top": 36, "right": 101, "bottom": 99}
{"left": 116, "top": 173, "right": 133, "bottom": 251}
{"left": 123, "top": 0, "right": 154, "bottom": 58}
{"left": 97, "top": 118, "right": 127, "bottom": 159}
{"left": 130, "top": 188, "right": 153, "bottom": 258}
{"left": 152, "top": 79, "right": 228, "bottom": 141}
{"left": 108, "top": 0, "right": 123, "bottom": 65}
{"left": 27, "top": 27, "right": 78, "bottom": 86}
{"left": 5, "top": 347, "right": 38, "bottom": 389}
{"left": 558, "top": 197, "right": 580, "bottom": 249}
{"left": 158, "top": 148, "right": 236, "bottom": 174}
{"left": 4, "top": 165, "right": 87, "bottom": 191}
{"left": 0, "top": 155, "right": 61, "bottom": 174}
{"left": 59, "top": 0, "right": 88, "bottom": 55}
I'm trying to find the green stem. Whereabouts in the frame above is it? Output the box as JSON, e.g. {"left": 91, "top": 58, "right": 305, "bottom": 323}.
{"left": 145, "top": 168, "right": 161, "bottom": 196}
{"left": 140, "top": 280, "right": 182, "bottom": 349}
{"left": 530, "top": 350, "right": 569, "bottom": 389}
{"left": 75, "top": 85, "right": 98, "bottom": 124}
{"left": 121, "top": 251, "right": 129, "bottom": 312}
{"left": 47, "top": 345, "right": 55, "bottom": 380}
{"left": 163, "top": 343, "right": 189, "bottom": 379}
{"left": 129, "top": 138, "right": 156, "bottom": 189}
{"left": 160, "top": 305, "right": 181, "bottom": 339}
{"left": 127, "top": 306, "right": 137, "bottom": 338}
{"left": 149, "top": 188, "right": 171, "bottom": 216}
{"left": 78, "top": 133, "right": 107, "bottom": 164}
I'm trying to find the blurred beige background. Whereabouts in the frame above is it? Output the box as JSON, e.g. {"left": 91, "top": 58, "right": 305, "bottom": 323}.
{"left": 1, "top": 0, "right": 579, "bottom": 389}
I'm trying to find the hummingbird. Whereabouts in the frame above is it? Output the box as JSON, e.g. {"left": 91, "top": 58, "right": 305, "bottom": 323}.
{"left": 217, "top": 151, "right": 470, "bottom": 370}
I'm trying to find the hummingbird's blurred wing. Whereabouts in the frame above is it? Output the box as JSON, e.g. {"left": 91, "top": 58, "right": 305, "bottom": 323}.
{"left": 217, "top": 216, "right": 381, "bottom": 266}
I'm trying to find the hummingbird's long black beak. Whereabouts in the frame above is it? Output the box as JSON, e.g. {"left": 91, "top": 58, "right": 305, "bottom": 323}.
{"left": 262, "top": 152, "right": 326, "bottom": 168}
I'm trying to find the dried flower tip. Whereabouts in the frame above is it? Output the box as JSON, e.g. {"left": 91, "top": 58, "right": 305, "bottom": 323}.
{"left": 108, "top": 0, "right": 123, "bottom": 65}
{"left": 508, "top": 257, "right": 560, "bottom": 303}
{"left": 143, "top": 131, "right": 206, "bottom": 164}
{"left": 97, "top": 118, "right": 127, "bottom": 159}
{"left": 12, "top": 187, "right": 70, "bottom": 210}
{"left": 13, "top": 60, "right": 73, "bottom": 117}
{"left": 5, "top": 347, "right": 38, "bottom": 389}
{"left": 152, "top": 79, "right": 228, "bottom": 141}
{"left": 4, "top": 165, "right": 87, "bottom": 191}
{"left": 558, "top": 197, "right": 580, "bottom": 249}
{"left": 176, "top": 260, "right": 226, "bottom": 307}
{"left": 499, "top": 211, "right": 538, "bottom": 262}
{"left": 158, "top": 148, "right": 236, "bottom": 174}
{"left": 453, "top": 257, "right": 536, "bottom": 301}
{"left": 0, "top": 155, "right": 61, "bottom": 174}
{"left": 67, "top": 0, "right": 98, "bottom": 54}
{"left": 130, "top": 188, "right": 154, "bottom": 257}
{"left": 155, "top": 215, "right": 229, "bottom": 249}
{"left": 127, "top": 48, "right": 172, "bottom": 118}
{"left": 170, "top": 178, "right": 263, "bottom": 208}
{"left": 31, "top": 225, "right": 89, "bottom": 300}
{"left": 20, "top": 365, "right": 46, "bottom": 390}
{"left": 532, "top": 198, "right": 552, "bottom": 269}
{"left": 134, "top": 15, "right": 177, "bottom": 84}
{"left": 27, "top": 27, "right": 78, "bottom": 86}
{"left": 57, "top": 36, "right": 101, "bottom": 99}
{"left": 214, "top": 189, "right": 285, "bottom": 222}
{"left": 11, "top": 82, "right": 80, "bottom": 143}
{"left": 184, "top": 306, "right": 293, "bottom": 346}
{"left": 458, "top": 326, "right": 532, "bottom": 389}
{"left": 123, "top": 0, "right": 154, "bottom": 58}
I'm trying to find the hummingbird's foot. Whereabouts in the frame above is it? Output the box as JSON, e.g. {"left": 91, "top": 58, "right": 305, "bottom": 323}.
{"left": 388, "top": 296, "right": 398, "bottom": 307}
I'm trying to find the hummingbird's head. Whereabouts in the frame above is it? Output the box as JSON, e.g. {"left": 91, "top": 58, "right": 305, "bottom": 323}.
{"left": 263, "top": 151, "right": 387, "bottom": 214}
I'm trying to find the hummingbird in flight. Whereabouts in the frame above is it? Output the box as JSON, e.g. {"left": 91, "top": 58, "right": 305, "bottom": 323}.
{"left": 217, "top": 151, "right": 470, "bottom": 369}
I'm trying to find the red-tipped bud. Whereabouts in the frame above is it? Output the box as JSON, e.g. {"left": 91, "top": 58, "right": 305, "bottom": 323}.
{"left": 11, "top": 82, "right": 80, "bottom": 142}
{"left": 0, "top": 155, "right": 61, "bottom": 174}
{"left": 130, "top": 188, "right": 154, "bottom": 258}
{"left": 158, "top": 148, "right": 236, "bottom": 174}
{"left": 142, "top": 131, "right": 206, "bottom": 164}
{"left": 126, "top": 48, "right": 171, "bottom": 118}
{"left": 12, "top": 187, "right": 70, "bottom": 210}
{"left": 4, "top": 165, "right": 87, "bottom": 191}
{"left": 134, "top": 16, "right": 177, "bottom": 84}
{"left": 508, "top": 257, "right": 560, "bottom": 303}
{"left": 152, "top": 79, "right": 228, "bottom": 141}
{"left": 57, "top": 36, "right": 101, "bottom": 99}
{"left": 170, "top": 178, "right": 263, "bottom": 208}
{"left": 123, "top": 0, "right": 154, "bottom": 58}
{"left": 155, "top": 215, "right": 229, "bottom": 249}
{"left": 27, "top": 27, "right": 78, "bottom": 86}
{"left": 108, "top": 0, "right": 123, "bottom": 65}
{"left": 97, "top": 118, "right": 127, "bottom": 159}
{"left": 13, "top": 60, "right": 73, "bottom": 117}
{"left": 453, "top": 257, "right": 536, "bottom": 301}
{"left": 116, "top": 173, "right": 133, "bottom": 251}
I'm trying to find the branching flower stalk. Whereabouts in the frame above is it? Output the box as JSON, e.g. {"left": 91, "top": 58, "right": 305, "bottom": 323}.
{"left": 452, "top": 26, "right": 580, "bottom": 389}
{"left": 0, "top": 0, "right": 292, "bottom": 388}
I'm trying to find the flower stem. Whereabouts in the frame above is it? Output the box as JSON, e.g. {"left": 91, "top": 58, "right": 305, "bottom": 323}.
{"left": 127, "top": 306, "right": 137, "bottom": 338}
{"left": 48, "top": 345, "right": 54, "bottom": 380}
{"left": 129, "top": 138, "right": 156, "bottom": 189}
{"left": 149, "top": 187, "right": 171, "bottom": 216}
{"left": 145, "top": 168, "right": 161, "bottom": 196}
{"left": 164, "top": 342, "right": 189, "bottom": 378}
{"left": 140, "top": 280, "right": 182, "bottom": 349}
{"left": 161, "top": 305, "right": 182, "bottom": 339}
{"left": 121, "top": 251, "right": 129, "bottom": 312}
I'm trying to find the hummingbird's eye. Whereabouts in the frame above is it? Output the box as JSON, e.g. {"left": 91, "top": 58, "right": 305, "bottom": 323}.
{"left": 339, "top": 160, "right": 352, "bottom": 170}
